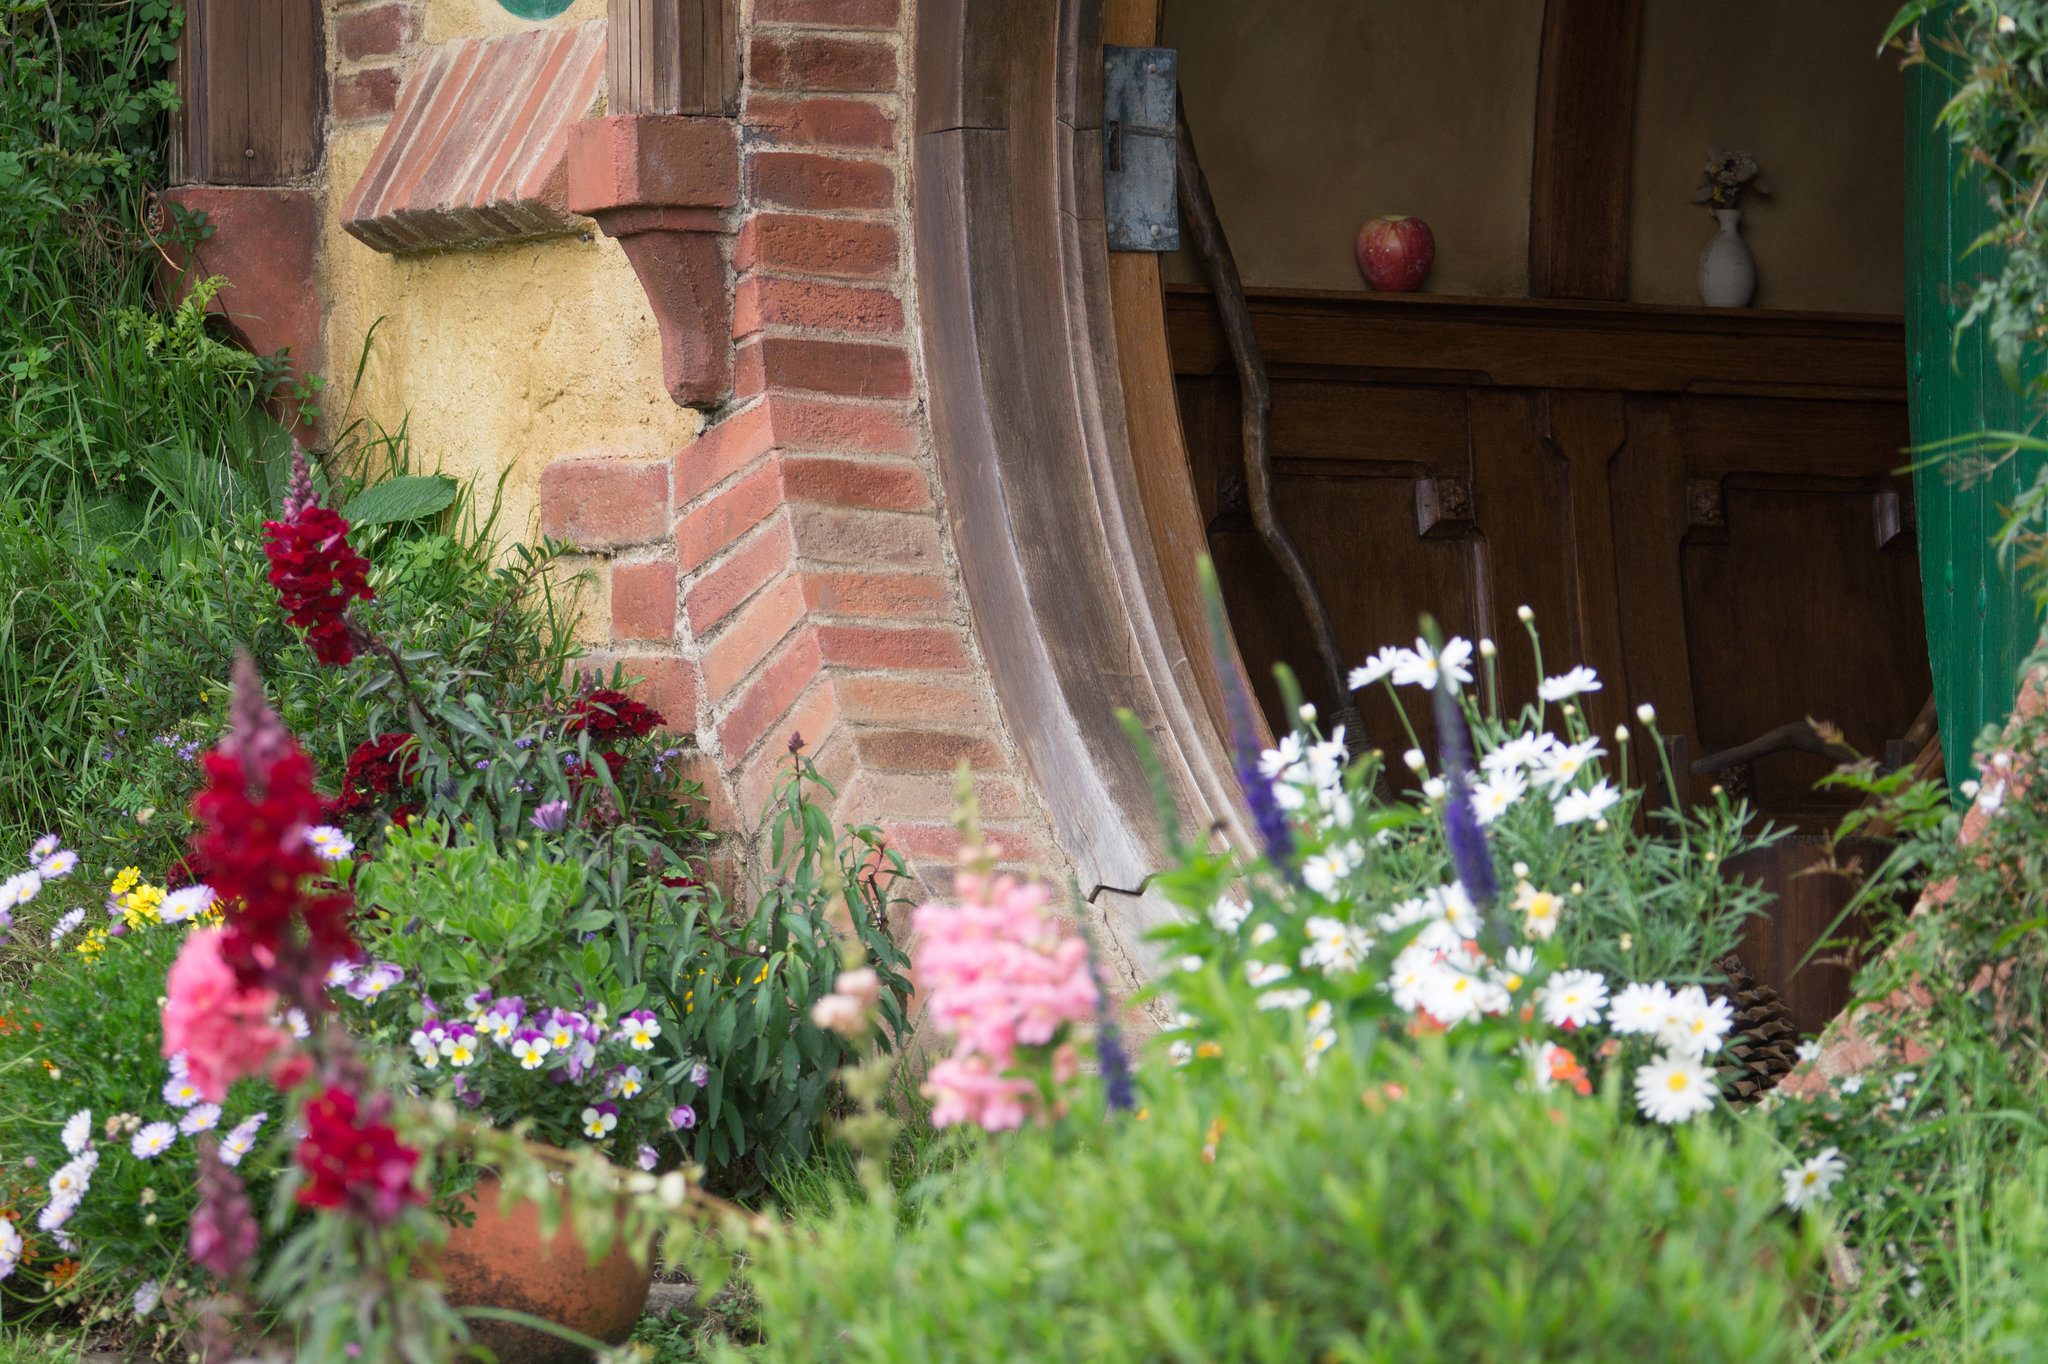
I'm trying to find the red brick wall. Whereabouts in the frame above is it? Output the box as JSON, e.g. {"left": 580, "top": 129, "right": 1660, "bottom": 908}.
{"left": 330, "top": 0, "right": 421, "bottom": 124}
{"left": 538, "top": 0, "right": 1058, "bottom": 889}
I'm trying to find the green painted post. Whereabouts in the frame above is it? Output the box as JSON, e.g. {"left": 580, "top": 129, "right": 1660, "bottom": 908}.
{"left": 1904, "top": 55, "right": 2044, "bottom": 787}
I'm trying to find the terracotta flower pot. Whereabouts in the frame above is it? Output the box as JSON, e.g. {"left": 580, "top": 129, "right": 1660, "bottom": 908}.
{"left": 437, "top": 1175, "right": 653, "bottom": 1364}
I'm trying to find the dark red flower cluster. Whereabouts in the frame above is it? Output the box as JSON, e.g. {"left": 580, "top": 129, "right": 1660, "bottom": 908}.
{"left": 192, "top": 657, "right": 355, "bottom": 997}
{"left": 294, "top": 1086, "right": 424, "bottom": 1225}
{"left": 569, "top": 688, "right": 663, "bottom": 741}
{"left": 331, "top": 732, "right": 420, "bottom": 817}
{"left": 263, "top": 504, "right": 373, "bottom": 666}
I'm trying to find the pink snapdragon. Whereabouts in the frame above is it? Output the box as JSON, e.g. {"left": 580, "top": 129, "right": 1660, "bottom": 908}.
{"left": 914, "top": 872, "right": 1100, "bottom": 1131}
{"left": 161, "top": 929, "right": 290, "bottom": 1102}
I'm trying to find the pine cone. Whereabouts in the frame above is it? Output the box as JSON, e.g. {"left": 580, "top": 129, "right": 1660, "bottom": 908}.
{"left": 1710, "top": 953, "right": 1803, "bottom": 1104}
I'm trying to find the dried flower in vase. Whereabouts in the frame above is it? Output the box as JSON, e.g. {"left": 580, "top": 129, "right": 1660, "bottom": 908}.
{"left": 1691, "top": 150, "right": 1771, "bottom": 212}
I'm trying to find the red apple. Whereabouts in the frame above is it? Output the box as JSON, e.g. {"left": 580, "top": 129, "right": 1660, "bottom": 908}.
{"left": 1355, "top": 215, "right": 1435, "bottom": 292}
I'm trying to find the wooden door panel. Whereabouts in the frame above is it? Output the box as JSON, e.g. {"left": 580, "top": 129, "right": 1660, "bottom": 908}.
{"left": 1681, "top": 484, "right": 1931, "bottom": 824}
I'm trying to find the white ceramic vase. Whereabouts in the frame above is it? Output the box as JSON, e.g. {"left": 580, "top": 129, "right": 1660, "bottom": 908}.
{"left": 1697, "top": 208, "right": 1755, "bottom": 308}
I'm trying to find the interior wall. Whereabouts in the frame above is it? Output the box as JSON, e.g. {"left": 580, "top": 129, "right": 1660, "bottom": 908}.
{"left": 1161, "top": 0, "right": 1543, "bottom": 297}
{"left": 1161, "top": 0, "right": 1904, "bottom": 314}
{"left": 1629, "top": 0, "right": 1904, "bottom": 314}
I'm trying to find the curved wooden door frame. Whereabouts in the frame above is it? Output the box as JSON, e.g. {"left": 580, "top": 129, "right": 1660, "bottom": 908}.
{"left": 912, "top": 0, "right": 1248, "bottom": 970}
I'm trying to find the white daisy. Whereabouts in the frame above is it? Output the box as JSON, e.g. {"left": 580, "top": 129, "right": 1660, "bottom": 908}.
{"left": 1552, "top": 779, "right": 1622, "bottom": 826}
{"left": 1249, "top": 923, "right": 1279, "bottom": 946}
{"left": 130, "top": 1122, "right": 178, "bottom": 1159}
{"left": 159, "top": 885, "right": 216, "bottom": 924}
{"left": 162, "top": 1077, "right": 203, "bottom": 1109}
{"left": 1513, "top": 883, "right": 1566, "bottom": 941}
{"left": 1418, "top": 962, "right": 1506, "bottom": 1026}
{"left": 1633, "top": 1051, "right": 1719, "bottom": 1124}
{"left": 1654, "top": 985, "right": 1733, "bottom": 1058}
{"left": 1537, "top": 969, "right": 1609, "bottom": 1029}
{"left": 1538, "top": 666, "right": 1602, "bottom": 702}
{"left": 1470, "top": 770, "right": 1526, "bottom": 826}
{"left": 1392, "top": 636, "right": 1474, "bottom": 693}
{"left": 1482, "top": 731, "right": 1560, "bottom": 777}
{"left": 60, "top": 1109, "right": 91, "bottom": 1155}
{"left": 0, "top": 870, "right": 42, "bottom": 911}
{"left": 1609, "top": 981, "right": 1672, "bottom": 1036}
{"left": 1246, "top": 960, "right": 1291, "bottom": 988}
{"left": 1300, "top": 916, "right": 1372, "bottom": 975}
{"left": 1257, "top": 988, "right": 1313, "bottom": 1011}
{"left": 1300, "top": 846, "right": 1356, "bottom": 900}
{"left": 1780, "top": 1147, "right": 1847, "bottom": 1211}
{"left": 1533, "top": 737, "right": 1605, "bottom": 793}
{"left": 284, "top": 1008, "right": 311, "bottom": 1040}
{"left": 1208, "top": 897, "right": 1250, "bottom": 933}
{"left": 1348, "top": 645, "right": 1414, "bottom": 691}
{"left": 47, "top": 1151, "right": 96, "bottom": 1203}
{"left": 1491, "top": 945, "right": 1537, "bottom": 994}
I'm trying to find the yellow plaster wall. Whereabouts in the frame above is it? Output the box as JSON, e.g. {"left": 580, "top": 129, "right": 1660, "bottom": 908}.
{"left": 317, "top": 6, "right": 699, "bottom": 550}
{"left": 423, "top": 0, "right": 605, "bottom": 45}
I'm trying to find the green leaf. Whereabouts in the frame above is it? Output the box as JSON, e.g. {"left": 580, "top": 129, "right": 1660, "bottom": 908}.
{"left": 341, "top": 474, "right": 458, "bottom": 527}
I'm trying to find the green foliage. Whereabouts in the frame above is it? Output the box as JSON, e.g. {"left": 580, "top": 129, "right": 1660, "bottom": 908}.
{"left": 340, "top": 474, "right": 459, "bottom": 529}
{"left": 712, "top": 1038, "right": 1821, "bottom": 1364}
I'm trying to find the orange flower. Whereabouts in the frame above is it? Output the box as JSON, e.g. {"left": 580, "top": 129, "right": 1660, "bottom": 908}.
{"left": 47, "top": 1258, "right": 80, "bottom": 1286}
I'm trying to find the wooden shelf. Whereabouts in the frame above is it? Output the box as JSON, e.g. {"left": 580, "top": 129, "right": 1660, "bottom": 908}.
{"left": 1164, "top": 284, "right": 1907, "bottom": 399}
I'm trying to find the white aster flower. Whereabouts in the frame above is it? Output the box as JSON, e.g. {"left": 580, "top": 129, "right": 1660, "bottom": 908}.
{"left": 162, "top": 1076, "right": 204, "bottom": 1109}
{"left": 1655, "top": 985, "right": 1733, "bottom": 1057}
{"left": 49, "top": 907, "right": 85, "bottom": 945}
{"left": 1609, "top": 981, "right": 1672, "bottom": 1035}
{"left": 1257, "top": 988, "right": 1313, "bottom": 1011}
{"left": 47, "top": 1150, "right": 97, "bottom": 1204}
{"left": 29, "top": 835, "right": 58, "bottom": 861}
{"left": 325, "top": 960, "right": 358, "bottom": 990}
{"left": 1538, "top": 666, "right": 1602, "bottom": 702}
{"left": 1781, "top": 1147, "right": 1847, "bottom": 1211}
{"left": 1246, "top": 960, "right": 1291, "bottom": 988}
{"left": 1348, "top": 644, "right": 1414, "bottom": 690}
{"left": 1393, "top": 636, "right": 1474, "bottom": 693}
{"left": 61, "top": 1109, "right": 91, "bottom": 1155}
{"left": 1534, "top": 737, "right": 1605, "bottom": 793}
{"left": 133, "top": 1279, "right": 161, "bottom": 1318}
{"left": 218, "top": 1114, "right": 268, "bottom": 1167}
{"left": 1552, "top": 779, "right": 1622, "bottom": 826}
{"left": 159, "top": 885, "right": 216, "bottom": 924}
{"left": 131, "top": 1122, "right": 178, "bottom": 1159}
{"left": 305, "top": 826, "right": 355, "bottom": 861}
{"left": 1634, "top": 1051, "right": 1718, "bottom": 1124}
{"left": 0, "top": 1218, "right": 19, "bottom": 1280}
{"left": 1537, "top": 969, "right": 1609, "bottom": 1029}
{"left": 284, "top": 1008, "right": 311, "bottom": 1040}
{"left": 36, "top": 849, "right": 79, "bottom": 879}
{"left": 179, "top": 1104, "right": 222, "bottom": 1136}
{"left": 0, "top": 870, "right": 42, "bottom": 911}
{"left": 1470, "top": 770, "right": 1526, "bottom": 826}
{"left": 36, "top": 1197, "right": 76, "bottom": 1233}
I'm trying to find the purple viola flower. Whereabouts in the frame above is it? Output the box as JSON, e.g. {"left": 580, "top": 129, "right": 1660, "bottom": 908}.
{"left": 688, "top": 1061, "right": 710, "bottom": 1088}
{"left": 530, "top": 798, "right": 570, "bottom": 833}
{"left": 670, "top": 1105, "right": 697, "bottom": 1131}
{"left": 346, "top": 962, "right": 406, "bottom": 1003}
{"left": 580, "top": 1100, "right": 620, "bottom": 1138}
{"left": 637, "top": 1146, "right": 659, "bottom": 1171}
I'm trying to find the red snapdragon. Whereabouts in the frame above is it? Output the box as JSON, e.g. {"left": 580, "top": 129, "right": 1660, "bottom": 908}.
{"left": 263, "top": 454, "right": 372, "bottom": 667}
{"left": 331, "top": 732, "right": 420, "bottom": 818}
{"left": 190, "top": 656, "right": 355, "bottom": 997}
{"left": 293, "top": 1086, "right": 424, "bottom": 1225}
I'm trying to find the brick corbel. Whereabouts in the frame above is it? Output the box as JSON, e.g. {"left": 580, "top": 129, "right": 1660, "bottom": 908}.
{"left": 566, "top": 115, "right": 740, "bottom": 409}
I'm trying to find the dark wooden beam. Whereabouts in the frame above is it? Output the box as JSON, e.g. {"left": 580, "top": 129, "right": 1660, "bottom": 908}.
{"left": 1528, "top": 0, "right": 1644, "bottom": 300}
{"left": 169, "top": 0, "right": 323, "bottom": 186}
{"left": 608, "top": 0, "right": 741, "bottom": 117}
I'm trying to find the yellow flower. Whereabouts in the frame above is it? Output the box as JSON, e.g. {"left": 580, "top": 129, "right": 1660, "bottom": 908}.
{"left": 121, "top": 882, "right": 166, "bottom": 929}
{"left": 76, "top": 928, "right": 109, "bottom": 960}
{"left": 110, "top": 866, "right": 141, "bottom": 896}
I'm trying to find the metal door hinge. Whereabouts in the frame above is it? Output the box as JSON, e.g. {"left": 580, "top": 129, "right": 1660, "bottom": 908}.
{"left": 1103, "top": 45, "right": 1178, "bottom": 252}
